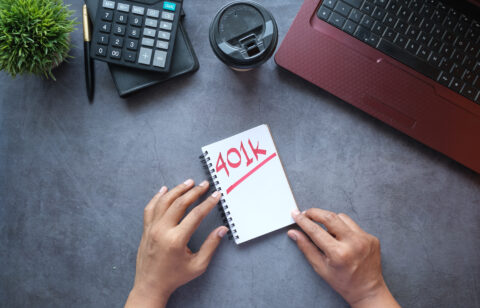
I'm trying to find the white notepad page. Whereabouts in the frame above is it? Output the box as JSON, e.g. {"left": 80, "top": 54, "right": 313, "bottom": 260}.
{"left": 201, "top": 124, "right": 298, "bottom": 244}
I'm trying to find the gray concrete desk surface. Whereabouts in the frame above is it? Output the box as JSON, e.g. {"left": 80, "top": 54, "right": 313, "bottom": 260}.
{"left": 1, "top": 0, "right": 479, "bottom": 307}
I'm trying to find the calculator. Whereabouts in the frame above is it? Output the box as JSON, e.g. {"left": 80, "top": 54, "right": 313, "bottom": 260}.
{"left": 91, "top": 0, "right": 182, "bottom": 73}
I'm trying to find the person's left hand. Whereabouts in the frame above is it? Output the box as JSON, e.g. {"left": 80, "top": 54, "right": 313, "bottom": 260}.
{"left": 124, "top": 179, "right": 229, "bottom": 308}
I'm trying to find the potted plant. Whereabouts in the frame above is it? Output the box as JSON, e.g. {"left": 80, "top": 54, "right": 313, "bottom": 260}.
{"left": 0, "top": 0, "right": 76, "bottom": 79}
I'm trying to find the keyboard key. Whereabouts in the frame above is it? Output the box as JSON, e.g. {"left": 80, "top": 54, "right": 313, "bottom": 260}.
{"left": 125, "top": 51, "right": 137, "bottom": 62}
{"left": 439, "top": 44, "right": 454, "bottom": 58}
{"left": 317, "top": 6, "right": 332, "bottom": 21}
{"left": 417, "top": 47, "right": 430, "bottom": 60}
{"left": 360, "top": 15, "right": 374, "bottom": 29}
{"left": 99, "top": 22, "right": 111, "bottom": 33}
{"left": 112, "top": 37, "right": 123, "bottom": 47}
{"left": 409, "top": 13, "right": 422, "bottom": 28}
{"left": 113, "top": 24, "right": 126, "bottom": 36}
{"left": 437, "top": 71, "right": 452, "bottom": 87}
{"left": 141, "top": 37, "right": 154, "bottom": 47}
{"left": 126, "top": 39, "right": 138, "bottom": 50}
{"left": 143, "top": 28, "right": 156, "bottom": 37}
{"left": 386, "top": 1, "right": 399, "bottom": 14}
{"left": 160, "top": 21, "right": 173, "bottom": 31}
{"left": 97, "top": 34, "right": 109, "bottom": 45}
{"left": 394, "top": 34, "right": 408, "bottom": 48}
{"left": 131, "top": 16, "right": 143, "bottom": 27}
{"left": 451, "top": 64, "right": 465, "bottom": 78}
{"left": 372, "top": 7, "right": 386, "bottom": 20}
{"left": 353, "top": 26, "right": 370, "bottom": 43}
{"left": 323, "top": 0, "right": 337, "bottom": 9}
{"left": 377, "top": 39, "right": 440, "bottom": 80}
{"left": 334, "top": 1, "right": 352, "bottom": 17}
{"left": 417, "top": 31, "right": 429, "bottom": 45}
{"left": 405, "top": 25, "right": 419, "bottom": 39}
{"left": 115, "top": 12, "right": 128, "bottom": 24}
{"left": 343, "top": 20, "right": 357, "bottom": 34}
{"left": 398, "top": 7, "right": 412, "bottom": 21}
{"left": 450, "top": 78, "right": 464, "bottom": 92}
{"left": 162, "top": 11, "right": 175, "bottom": 21}
{"left": 374, "top": 0, "right": 387, "bottom": 8}
{"left": 158, "top": 31, "right": 171, "bottom": 40}
{"left": 440, "top": 59, "right": 454, "bottom": 72}
{"left": 102, "top": 10, "right": 113, "bottom": 21}
{"left": 394, "top": 20, "right": 408, "bottom": 34}
{"left": 349, "top": 9, "right": 363, "bottom": 23}
{"left": 384, "top": 28, "right": 397, "bottom": 42}
{"left": 344, "top": 0, "right": 362, "bottom": 8}
{"left": 163, "top": 1, "right": 176, "bottom": 11}
{"left": 109, "top": 48, "right": 121, "bottom": 59}
{"left": 95, "top": 45, "right": 107, "bottom": 56}
{"left": 461, "top": 85, "right": 480, "bottom": 101}
{"left": 144, "top": 18, "right": 157, "bottom": 28}
{"left": 156, "top": 40, "right": 169, "bottom": 50}
{"left": 463, "top": 70, "right": 476, "bottom": 84}
{"left": 428, "top": 53, "right": 442, "bottom": 67}
{"left": 129, "top": 28, "right": 140, "bottom": 38}
{"left": 419, "top": 19, "right": 434, "bottom": 33}
{"left": 117, "top": 3, "right": 130, "bottom": 12}
{"left": 360, "top": 2, "right": 373, "bottom": 15}
{"left": 407, "top": 40, "right": 420, "bottom": 55}
{"left": 328, "top": 12, "right": 346, "bottom": 28}
{"left": 366, "top": 33, "right": 380, "bottom": 47}
{"left": 138, "top": 47, "right": 152, "bottom": 65}
{"left": 146, "top": 8, "right": 160, "bottom": 18}
{"left": 132, "top": 6, "right": 145, "bottom": 15}
{"left": 384, "top": 13, "right": 397, "bottom": 28}
{"left": 153, "top": 50, "right": 167, "bottom": 67}
{"left": 428, "top": 38, "right": 441, "bottom": 50}
{"left": 372, "top": 21, "right": 386, "bottom": 36}
{"left": 102, "top": 0, "right": 115, "bottom": 9}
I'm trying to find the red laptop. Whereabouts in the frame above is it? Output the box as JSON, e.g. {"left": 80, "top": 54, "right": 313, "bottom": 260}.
{"left": 276, "top": 0, "right": 480, "bottom": 173}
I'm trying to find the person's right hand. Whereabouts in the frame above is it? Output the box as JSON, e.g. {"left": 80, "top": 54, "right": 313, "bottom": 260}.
{"left": 288, "top": 209, "right": 400, "bottom": 308}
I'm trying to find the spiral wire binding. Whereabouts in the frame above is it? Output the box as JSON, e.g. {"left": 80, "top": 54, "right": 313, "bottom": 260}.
{"left": 199, "top": 151, "right": 239, "bottom": 241}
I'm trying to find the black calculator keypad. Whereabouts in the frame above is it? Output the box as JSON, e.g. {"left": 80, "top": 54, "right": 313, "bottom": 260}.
{"left": 91, "top": 0, "right": 182, "bottom": 73}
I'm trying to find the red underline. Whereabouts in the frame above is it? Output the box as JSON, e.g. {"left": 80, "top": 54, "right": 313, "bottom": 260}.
{"left": 226, "top": 153, "right": 277, "bottom": 194}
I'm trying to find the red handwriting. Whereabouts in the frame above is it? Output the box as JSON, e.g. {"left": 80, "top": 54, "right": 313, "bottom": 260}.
{"left": 215, "top": 139, "right": 267, "bottom": 177}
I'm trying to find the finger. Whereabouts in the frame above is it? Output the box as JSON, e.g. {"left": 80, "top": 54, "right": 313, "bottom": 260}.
{"left": 305, "top": 208, "right": 352, "bottom": 239}
{"left": 177, "top": 191, "right": 222, "bottom": 242}
{"left": 194, "top": 226, "right": 228, "bottom": 272}
{"left": 292, "top": 209, "right": 337, "bottom": 257}
{"left": 153, "top": 179, "right": 195, "bottom": 219}
{"left": 144, "top": 186, "right": 168, "bottom": 229}
{"left": 162, "top": 180, "right": 210, "bottom": 226}
{"left": 337, "top": 213, "right": 364, "bottom": 233}
{"left": 287, "top": 229, "right": 329, "bottom": 277}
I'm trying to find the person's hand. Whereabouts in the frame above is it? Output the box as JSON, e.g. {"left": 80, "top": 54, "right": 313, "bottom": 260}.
{"left": 288, "top": 209, "right": 400, "bottom": 308}
{"left": 124, "top": 179, "right": 229, "bottom": 308}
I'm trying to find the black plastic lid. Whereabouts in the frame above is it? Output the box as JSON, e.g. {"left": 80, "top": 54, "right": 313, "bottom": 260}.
{"left": 209, "top": 1, "right": 278, "bottom": 70}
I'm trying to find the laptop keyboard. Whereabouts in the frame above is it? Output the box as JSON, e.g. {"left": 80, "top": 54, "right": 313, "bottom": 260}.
{"left": 317, "top": 0, "right": 480, "bottom": 103}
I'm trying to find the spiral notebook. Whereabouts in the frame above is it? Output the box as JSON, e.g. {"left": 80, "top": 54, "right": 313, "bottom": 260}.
{"left": 200, "top": 124, "right": 298, "bottom": 244}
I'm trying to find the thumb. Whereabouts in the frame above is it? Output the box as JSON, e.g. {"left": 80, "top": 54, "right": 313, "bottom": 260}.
{"left": 195, "top": 226, "right": 228, "bottom": 269}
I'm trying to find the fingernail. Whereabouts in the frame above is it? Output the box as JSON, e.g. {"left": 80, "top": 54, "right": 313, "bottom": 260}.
{"left": 218, "top": 227, "right": 228, "bottom": 238}
{"left": 291, "top": 209, "right": 300, "bottom": 218}
{"left": 302, "top": 210, "right": 306, "bottom": 215}
{"left": 159, "top": 186, "right": 167, "bottom": 193}
{"left": 288, "top": 231, "right": 297, "bottom": 241}
{"left": 184, "top": 179, "right": 194, "bottom": 186}
{"left": 199, "top": 180, "right": 209, "bottom": 187}
{"left": 212, "top": 191, "right": 220, "bottom": 198}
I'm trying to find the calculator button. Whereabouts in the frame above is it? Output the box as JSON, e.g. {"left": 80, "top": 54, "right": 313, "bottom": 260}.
{"left": 153, "top": 50, "right": 167, "bottom": 67}
{"left": 112, "top": 37, "right": 124, "bottom": 47}
{"left": 131, "top": 16, "right": 143, "bottom": 27}
{"left": 113, "top": 24, "right": 126, "bottom": 36}
{"left": 102, "top": 0, "right": 115, "bottom": 9}
{"left": 125, "top": 51, "right": 137, "bottom": 62}
{"left": 158, "top": 31, "right": 170, "bottom": 40}
{"left": 97, "top": 34, "right": 109, "bottom": 45}
{"left": 141, "top": 37, "right": 154, "bottom": 47}
{"left": 132, "top": 6, "right": 145, "bottom": 15}
{"left": 145, "top": 18, "right": 158, "bottom": 28}
{"left": 115, "top": 12, "right": 128, "bottom": 24}
{"left": 95, "top": 46, "right": 107, "bottom": 56}
{"left": 146, "top": 8, "right": 160, "bottom": 18}
{"left": 128, "top": 28, "right": 140, "bottom": 38}
{"left": 99, "top": 22, "right": 111, "bottom": 33}
{"left": 117, "top": 3, "right": 130, "bottom": 12}
{"left": 163, "top": 2, "right": 176, "bottom": 11}
{"left": 161, "top": 11, "right": 174, "bottom": 21}
{"left": 159, "top": 21, "right": 172, "bottom": 31}
{"left": 110, "top": 48, "right": 122, "bottom": 59}
{"left": 143, "top": 28, "right": 156, "bottom": 37}
{"left": 126, "top": 39, "right": 138, "bottom": 50}
{"left": 156, "top": 40, "right": 169, "bottom": 50}
{"left": 102, "top": 10, "right": 113, "bottom": 21}
{"left": 138, "top": 47, "right": 153, "bottom": 65}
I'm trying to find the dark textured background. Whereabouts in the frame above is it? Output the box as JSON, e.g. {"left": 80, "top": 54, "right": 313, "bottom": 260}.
{"left": 1, "top": 0, "right": 480, "bottom": 307}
